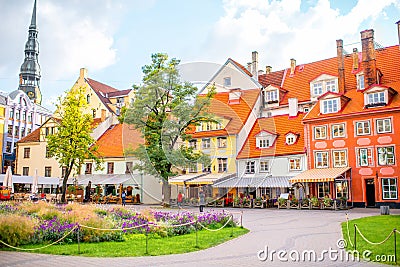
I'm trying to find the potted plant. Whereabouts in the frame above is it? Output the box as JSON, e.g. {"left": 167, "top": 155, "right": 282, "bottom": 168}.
{"left": 253, "top": 197, "right": 264, "bottom": 208}
{"left": 243, "top": 197, "right": 251, "bottom": 208}
{"left": 311, "top": 196, "right": 320, "bottom": 209}
{"left": 290, "top": 196, "right": 299, "bottom": 209}
{"left": 206, "top": 197, "right": 215, "bottom": 207}
{"left": 278, "top": 197, "right": 287, "bottom": 209}
{"left": 233, "top": 197, "right": 241, "bottom": 208}
{"left": 300, "top": 198, "right": 311, "bottom": 209}
{"left": 323, "top": 196, "right": 334, "bottom": 209}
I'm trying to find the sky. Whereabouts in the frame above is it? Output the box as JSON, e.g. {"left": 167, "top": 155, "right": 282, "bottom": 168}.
{"left": 0, "top": 0, "right": 399, "bottom": 111}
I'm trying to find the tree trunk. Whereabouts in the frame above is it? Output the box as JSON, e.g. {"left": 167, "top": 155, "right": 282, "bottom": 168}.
{"left": 61, "top": 177, "right": 68, "bottom": 203}
{"left": 162, "top": 180, "right": 171, "bottom": 206}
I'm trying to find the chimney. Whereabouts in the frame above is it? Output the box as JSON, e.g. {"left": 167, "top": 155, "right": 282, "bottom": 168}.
{"left": 396, "top": 20, "right": 400, "bottom": 49}
{"left": 80, "top": 68, "right": 88, "bottom": 79}
{"left": 336, "top": 39, "right": 346, "bottom": 93}
{"left": 361, "top": 29, "right": 377, "bottom": 86}
{"left": 352, "top": 48, "right": 359, "bottom": 70}
{"left": 288, "top": 98, "right": 298, "bottom": 117}
{"left": 258, "top": 70, "right": 264, "bottom": 76}
{"left": 229, "top": 88, "right": 241, "bottom": 104}
{"left": 252, "top": 51, "right": 259, "bottom": 79}
{"left": 265, "top": 66, "right": 272, "bottom": 74}
{"left": 290, "top": 58, "right": 296, "bottom": 76}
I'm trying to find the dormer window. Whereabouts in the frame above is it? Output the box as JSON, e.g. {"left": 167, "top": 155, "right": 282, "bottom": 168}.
{"left": 357, "top": 73, "right": 365, "bottom": 90}
{"left": 285, "top": 133, "right": 297, "bottom": 145}
{"left": 256, "top": 131, "right": 276, "bottom": 148}
{"left": 310, "top": 75, "right": 338, "bottom": 97}
{"left": 265, "top": 90, "right": 278, "bottom": 103}
{"left": 367, "top": 91, "right": 385, "bottom": 106}
{"left": 321, "top": 98, "right": 340, "bottom": 114}
{"left": 224, "top": 77, "right": 231, "bottom": 87}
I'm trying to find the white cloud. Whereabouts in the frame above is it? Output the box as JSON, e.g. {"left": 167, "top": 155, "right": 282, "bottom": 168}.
{"left": 205, "top": 0, "right": 400, "bottom": 71}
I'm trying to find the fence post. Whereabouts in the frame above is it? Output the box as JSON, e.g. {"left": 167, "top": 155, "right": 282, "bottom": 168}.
{"left": 240, "top": 211, "right": 243, "bottom": 227}
{"left": 195, "top": 219, "right": 198, "bottom": 248}
{"left": 77, "top": 225, "right": 80, "bottom": 254}
{"left": 394, "top": 228, "right": 397, "bottom": 265}
{"left": 145, "top": 224, "right": 149, "bottom": 254}
{"left": 354, "top": 224, "right": 357, "bottom": 250}
{"left": 230, "top": 215, "right": 234, "bottom": 237}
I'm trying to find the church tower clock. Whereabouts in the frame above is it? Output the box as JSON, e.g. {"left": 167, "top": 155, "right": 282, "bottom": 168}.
{"left": 19, "top": 0, "right": 42, "bottom": 105}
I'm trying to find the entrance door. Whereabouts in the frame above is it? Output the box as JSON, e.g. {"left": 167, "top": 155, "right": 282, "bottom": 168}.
{"left": 365, "top": 179, "right": 375, "bottom": 207}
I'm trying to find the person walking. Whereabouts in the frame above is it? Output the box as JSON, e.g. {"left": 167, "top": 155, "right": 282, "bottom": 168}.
{"left": 121, "top": 190, "right": 126, "bottom": 206}
{"left": 177, "top": 191, "right": 183, "bottom": 209}
{"left": 84, "top": 181, "right": 92, "bottom": 203}
{"left": 199, "top": 190, "right": 205, "bottom": 212}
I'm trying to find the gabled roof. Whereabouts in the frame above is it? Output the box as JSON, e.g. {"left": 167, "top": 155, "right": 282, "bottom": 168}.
{"left": 237, "top": 113, "right": 305, "bottom": 159}
{"left": 258, "top": 69, "right": 285, "bottom": 88}
{"left": 188, "top": 89, "right": 260, "bottom": 138}
{"left": 280, "top": 44, "right": 400, "bottom": 106}
{"left": 107, "top": 89, "right": 132, "bottom": 97}
{"left": 85, "top": 78, "right": 117, "bottom": 112}
{"left": 95, "top": 124, "right": 144, "bottom": 158}
{"left": 229, "top": 58, "right": 253, "bottom": 77}
{"left": 18, "top": 127, "right": 40, "bottom": 143}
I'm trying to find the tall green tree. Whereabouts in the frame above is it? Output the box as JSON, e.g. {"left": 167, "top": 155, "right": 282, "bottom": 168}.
{"left": 124, "top": 53, "right": 215, "bottom": 205}
{"left": 47, "top": 86, "right": 103, "bottom": 203}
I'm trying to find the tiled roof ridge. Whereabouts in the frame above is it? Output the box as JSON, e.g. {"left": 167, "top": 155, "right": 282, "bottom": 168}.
{"left": 17, "top": 127, "right": 41, "bottom": 143}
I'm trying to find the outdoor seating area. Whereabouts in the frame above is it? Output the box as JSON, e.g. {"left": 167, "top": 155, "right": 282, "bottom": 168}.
{"left": 277, "top": 196, "right": 348, "bottom": 210}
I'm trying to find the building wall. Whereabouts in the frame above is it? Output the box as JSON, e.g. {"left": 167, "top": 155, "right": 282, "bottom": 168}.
{"left": 0, "top": 106, "right": 5, "bottom": 169}
{"left": 306, "top": 111, "right": 400, "bottom": 206}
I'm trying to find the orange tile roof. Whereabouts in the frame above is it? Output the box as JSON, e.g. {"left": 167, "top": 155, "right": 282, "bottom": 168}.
{"left": 190, "top": 89, "right": 260, "bottom": 138}
{"left": 304, "top": 45, "right": 400, "bottom": 121}
{"left": 280, "top": 45, "right": 400, "bottom": 106}
{"left": 237, "top": 113, "right": 305, "bottom": 159}
{"left": 95, "top": 124, "right": 144, "bottom": 158}
{"left": 17, "top": 128, "right": 40, "bottom": 143}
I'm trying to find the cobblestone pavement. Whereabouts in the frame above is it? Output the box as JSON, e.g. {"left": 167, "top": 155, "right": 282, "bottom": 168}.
{"left": 0, "top": 206, "right": 398, "bottom": 267}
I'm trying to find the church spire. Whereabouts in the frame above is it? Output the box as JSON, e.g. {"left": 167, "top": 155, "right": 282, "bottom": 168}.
{"left": 19, "top": 0, "right": 42, "bottom": 105}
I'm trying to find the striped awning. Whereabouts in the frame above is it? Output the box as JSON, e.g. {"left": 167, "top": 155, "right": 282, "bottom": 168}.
{"left": 74, "top": 174, "right": 140, "bottom": 186}
{"left": 213, "top": 175, "right": 292, "bottom": 188}
{"left": 289, "top": 167, "right": 351, "bottom": 184}
{"left": 185, "top": 173, "right": 236, "bottom": 185}
{"left": 168, "top": 173, "right": 206, "bottom": 185}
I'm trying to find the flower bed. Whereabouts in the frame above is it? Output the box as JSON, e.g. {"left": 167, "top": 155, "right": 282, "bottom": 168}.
{"left": 0, "top": 202, "right": 235, "bottom": 247}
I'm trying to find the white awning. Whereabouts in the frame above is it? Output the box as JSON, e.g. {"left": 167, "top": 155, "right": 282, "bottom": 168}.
{"left": 213, "top": 175, "right": 292, "bottom": 188}
{"left": 290, "top": 167, "right": 351, "bottom": 183}
{"left": 0, "top": 175, "right": 60, "bottom": 185}
{"left": 168, "top": 173, "right": 206, "bottom": 185}
{"left": 74, "top": 174, "right": 140, "bottom": 186}
{"left": 185, "top": 173, "right": 236, "bottom": 185}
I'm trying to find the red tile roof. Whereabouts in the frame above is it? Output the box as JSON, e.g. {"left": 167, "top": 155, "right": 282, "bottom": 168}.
{"left": 95, "top": 124, "right": 144, "bottom": 158}
{"left": 107, "top": 89, "right": 132, "bottom": 97}
{"left": 86, "top": 78, "right": 118, "bottom": 111}
{"left": 237, "top": 113, "right": 305, "bottom": 159}
{"left": 189, "top": 89, "right": 260, "bottom": 137}
{"left": 229, "top": 58, "right": 253, "bottom": 77}
{"left": 18, "top": 128, "right": 40, "bottom": 143}
{"left": 258, "top": 69, "right": 285, "bottom": 88}
{"left": 304, "top": 45, "right": 400, "bottom": 121}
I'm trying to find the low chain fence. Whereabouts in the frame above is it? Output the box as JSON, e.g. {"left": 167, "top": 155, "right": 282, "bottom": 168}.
{"left": 345, "top": 213, "right": 398, "bottom": 264}
{"left": 0, "top": 210, "right": 243, "bottom": 255}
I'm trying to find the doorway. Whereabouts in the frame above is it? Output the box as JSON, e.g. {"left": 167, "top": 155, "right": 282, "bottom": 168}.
{"left": 365, "top": 179, "right": 375, "bottom": 207}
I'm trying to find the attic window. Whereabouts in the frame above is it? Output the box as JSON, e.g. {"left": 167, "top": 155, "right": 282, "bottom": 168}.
{"left": 366, "top": 91, "right": 386, "bottom": 107}
{"left": 286, "top": 133, "right": 297, "bottom": 145}
{"left": 224, "top": 77, "right": 231, "bottom": 87}
{"left": 357, "top": 73, "right": 365, "bottom": 90}
{"left": 256, "top": 132, "right": 276, "bottom": 148}
{"left": 321, "top": 98, "right": 340, "bottom": 114}
{"left": 265, "top": 90, "right": 278, "bottom": 103}
{"left": 310, "top": 77, "right": 338, "bottom": 97}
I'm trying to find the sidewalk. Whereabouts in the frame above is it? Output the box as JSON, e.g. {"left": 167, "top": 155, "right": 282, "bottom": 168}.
{"left": 0, "top": 207, "right": 398, "bottom": 267}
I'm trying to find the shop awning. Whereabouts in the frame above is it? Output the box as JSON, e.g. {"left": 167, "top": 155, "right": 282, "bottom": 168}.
{"left": 168, "top": 173, "right": 206, "bottom": 185}
{"left": 185, "top": 173, "right": 235, "bottom": 185}
{"left": 289, "top": 167, "right": 351, "bottom": 184}
{"left": 213, "top": 175, "right": 292, "bottom": 188}
{"left": 74, "top": 174, "right": 140, "bottom": 186}
{"left": 0, "top": 175, "right": 60, "bottom": 185}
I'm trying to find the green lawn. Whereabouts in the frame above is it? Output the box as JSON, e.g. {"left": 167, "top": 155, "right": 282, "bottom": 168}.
{"left": 2, "top": 227, "right": 249, "bottom": 257}
{"left": 341, "top": 215, "right": 400, "bottom": 265}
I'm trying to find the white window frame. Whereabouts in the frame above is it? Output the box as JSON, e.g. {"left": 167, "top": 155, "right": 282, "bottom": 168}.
{"left": 357, "top": 74, "right": 365, "bottom": 90}
{"left": 265, "top": 90, "right": 278, "bottom": 102}
{"left": 376, "top": 118, "right": 392, "bottom": 134}
{"left": 331, "top": 123, "right": 345, "bottom": 138}
{"left": 357, "top": 148, "right": 373, "bottom": 167}
{"left": 313, "top": 82, "right": 323, "bottom": 96}
{"left": 257, "top": 138, "right": 270, "bottom": 148}
{"left": 332, "top": 150, "right": 347, "bottom": 167}
{"left": 326, "top": 80, "right": 338, "bottom": 93}
{"left": 367, "top": 91, "right": 385, "bottom": 105}
{"left": 289, "top": 158, "right": 301, "bottom": 171}
{"left": 382, "top": 178, "right": 398, "bottom": 200}
{"left": 224, "top": 77, "right": 231, "bottom": 87}
{"left": 314, "top": 126, "right": 327, "bottom": 140}
{"left": 321, "top": 98, "right": 340, "bottom": 114}
{"left": 189, "top": 140, "right": 197, "bottom": 149}
{"left": 259, "top": 161, "right": 269, "bottom": 172}
{"left": 202, "top": 138, "right": 211, "bottom": 149}
{"left": 245, "top": 161, "right": 255, "bottom": 174}
{"left": 317, "top": 182, "right": 330, "bottom": 198}
{"left": 315, "top": 151, "right": 329, "bottom": 168}
{"left": 286, "top": 134, "right": 296, "bottom": 145}
{"left": 218, "top": 158, "right": 227, "bottom": 173}
{"left": 355, "top": 121, "right": 371, "bottom": 136}
{"left": 217, "top": 137, "right": 227, "bottom": 148}
{"left": 377, "top": 146, "right": 395, "bottom": 166}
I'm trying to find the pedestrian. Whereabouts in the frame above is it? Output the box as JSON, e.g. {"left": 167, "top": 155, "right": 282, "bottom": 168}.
{"left": 121, "top": 190, "right": 126, "bottom": 206}
{"left": 199, "top": 190, "right": 205, "bottom": 212}
{"left": 177, "top": 191, "right": 183, "bottom": 208}
{"left": 85, "top": 181, "right": 92, "bottom": 203}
